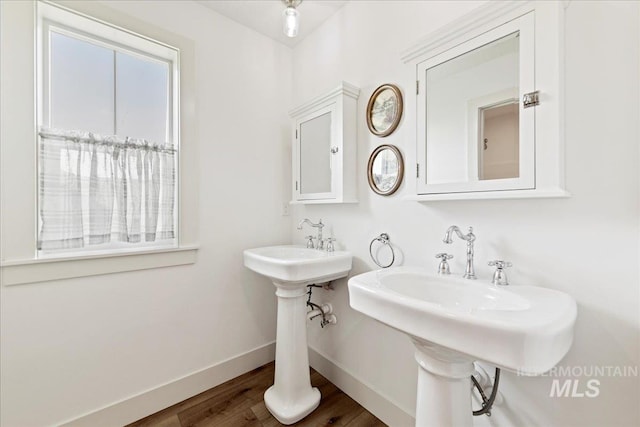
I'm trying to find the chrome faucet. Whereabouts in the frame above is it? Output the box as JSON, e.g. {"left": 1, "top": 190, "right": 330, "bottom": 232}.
{"left": 298, "top": 218, "right": 324, "bottom": 250}
{"left": 443, "top": 225, "right": 476, "bottom": 279}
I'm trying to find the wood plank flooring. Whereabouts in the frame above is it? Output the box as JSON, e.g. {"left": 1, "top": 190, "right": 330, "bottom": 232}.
{"left": 126, "top": 362, "right": 386, "bottom": 427}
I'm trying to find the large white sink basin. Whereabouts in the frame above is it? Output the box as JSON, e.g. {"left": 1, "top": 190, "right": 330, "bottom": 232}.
{"left": 244, "top": 245, "right": 352, "bottom": 285}
{"left": 348, "top": 267, "right": 577, "bottom": 374}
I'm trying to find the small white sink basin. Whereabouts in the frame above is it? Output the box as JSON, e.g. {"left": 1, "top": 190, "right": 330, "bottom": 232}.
{"left": 348, "top": 267, "right": 577, "bottom": 374}
{"left": 244, "top": 245, "right": 352, "bottom": 285}
{"left": 244, "top": 245, "right": 354, "bottom": 423}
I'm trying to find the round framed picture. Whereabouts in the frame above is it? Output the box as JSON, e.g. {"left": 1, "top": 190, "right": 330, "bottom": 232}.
{"left": 366, "top": 84, "right": 403, "bottom": 137}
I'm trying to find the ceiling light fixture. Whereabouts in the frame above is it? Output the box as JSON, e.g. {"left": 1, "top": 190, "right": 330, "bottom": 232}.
{"left": 282, "top": 0, "right": 302, "bottom": 38}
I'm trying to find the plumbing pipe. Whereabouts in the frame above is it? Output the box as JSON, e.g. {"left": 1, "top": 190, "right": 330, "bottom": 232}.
{"left": 307, "top": 309, "right": 322, "bottom": 321}
{"left": 471, "top": 362, "right": 504, "bottom": 414}
{"left": 472, "top": 368, "right": 501, "bottom": 416}
{"left": 473, "top": 363, "right": 503, "bottom": 404}
{"left": 320, "top": 303, "right": 333, "bottom": 314}
{"left": 306, "top": 303, "right": 333, "bottom": 321}
{"left": 324, "top": 314, "right": 337, "bottom": 325}
{"left": 472, "top": 362, "right": 492, "bottom": 389}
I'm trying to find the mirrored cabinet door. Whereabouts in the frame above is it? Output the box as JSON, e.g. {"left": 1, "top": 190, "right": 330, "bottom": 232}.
{"left": 416, "top": 12, "right": 535, "bottom": 195}
{"left": 297, "top": 109, "right": 334, "bottom": 198}
{"left": 290, "top": 82, "right": 359, "bottom": 204}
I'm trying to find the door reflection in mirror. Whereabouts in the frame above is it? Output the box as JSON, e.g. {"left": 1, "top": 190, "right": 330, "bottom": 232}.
{"left": 479, "top": 101, "right": 519, "bottom": 180}
{"left": 426, "top": 32, "right": 519, "bottom": 184}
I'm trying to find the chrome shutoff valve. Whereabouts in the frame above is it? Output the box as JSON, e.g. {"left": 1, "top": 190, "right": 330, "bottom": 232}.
{"left": 488, "top": 260, "right": 512, "bottom": 286}
{"left": 436, "top": 253, "right": 453, "bottom": 275}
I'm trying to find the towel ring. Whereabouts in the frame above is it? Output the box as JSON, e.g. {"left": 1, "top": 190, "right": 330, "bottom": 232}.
{"left": 369, "top": 233, "right": 395, "bottom": 268}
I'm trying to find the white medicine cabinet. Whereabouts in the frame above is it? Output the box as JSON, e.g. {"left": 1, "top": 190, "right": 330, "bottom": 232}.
{"left": 290, "top": 82, "right": 359, "bottom": 204}
{"left": 402, "top": 1, "right": 569, "bottom": 201}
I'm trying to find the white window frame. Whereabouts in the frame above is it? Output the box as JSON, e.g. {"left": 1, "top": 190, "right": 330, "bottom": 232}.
{"left": 0, "top": 1, "right": 198, "bottom": 286}
{"left": 36, "top": 1, "right": 180, "bottom": 258}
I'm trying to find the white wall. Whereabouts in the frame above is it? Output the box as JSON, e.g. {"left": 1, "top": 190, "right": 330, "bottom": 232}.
{"left": 0, "top": 1, "right": 292, "bottom": 425}
{"left": 2, "top": 1, "right": 638, "bottom": 426}
{"left": 292, "top": 1, "right": 640, "bottom": 426}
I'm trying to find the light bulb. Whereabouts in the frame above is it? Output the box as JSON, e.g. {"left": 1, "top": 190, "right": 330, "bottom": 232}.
{"left": 283, "top": 6, "right": 299, "bottom": 38}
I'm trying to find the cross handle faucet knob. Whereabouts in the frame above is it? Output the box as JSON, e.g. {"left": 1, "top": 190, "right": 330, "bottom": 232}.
{"left": 488, "top": 260, "right": 512, "bottom": 285}
{"left": 488, "top": 260, "right": 512, "bottom": 269}
{"left": 325, "top": 237, "right": 336, "bottom": 252}
{"left": 435, "top": 253, "right": 453, "bottom": 275}
{"left": 305, "top": 235, "right": 315, "bottom": 249}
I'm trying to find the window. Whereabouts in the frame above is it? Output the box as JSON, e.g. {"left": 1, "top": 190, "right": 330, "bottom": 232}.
{"left": 37, "top": 2, "right": 179, "bottom": 257}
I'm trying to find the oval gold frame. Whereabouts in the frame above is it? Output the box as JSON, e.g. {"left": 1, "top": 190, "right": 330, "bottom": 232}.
{"left": 366, "top": 84, "right": 403, "bottom": 137}
{"left": 367, "top": 144, "right": 404, "bottom": 196}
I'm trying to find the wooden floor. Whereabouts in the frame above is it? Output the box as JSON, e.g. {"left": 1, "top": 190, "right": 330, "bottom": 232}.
{"left": 126, "top": 362, "right": 386, "bottom": 427}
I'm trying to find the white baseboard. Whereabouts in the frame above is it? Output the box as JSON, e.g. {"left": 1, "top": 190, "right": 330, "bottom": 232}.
{"left": 58, "top": 342, "right": 410, "bottom": 427}
{"left": 308, "top": 346, "right": 415, "bottom": 427}
{"left": 60, "top": 341, "right": 276, "bottom": 427}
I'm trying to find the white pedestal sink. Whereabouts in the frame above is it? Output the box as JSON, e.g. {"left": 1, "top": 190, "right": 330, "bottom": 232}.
{"left": 348, "top": 267, "right": 577, "bottom": 427}
{"left": 243, "top": 245, "right": 352, "bottom": 424}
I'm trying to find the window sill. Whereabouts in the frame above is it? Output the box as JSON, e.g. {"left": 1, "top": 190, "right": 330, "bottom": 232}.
{"left": 0, "top": 245, "right": 198, "bottom": 286}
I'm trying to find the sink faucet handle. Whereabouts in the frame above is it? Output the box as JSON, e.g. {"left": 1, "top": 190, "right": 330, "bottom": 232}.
{"left": 435, "top": 253, "right": 453, "bottom": 275}
{"left": 304, "top": 235, "right": 316, "bottom": 249}
{"left": 325, "top": 237, "right": 336, "bottom": 252}
{"left": 488, "top": 260, "right": 512, "bottom": 286}
{"left": 488, "top": 260, "right": 512, "bottom": 269}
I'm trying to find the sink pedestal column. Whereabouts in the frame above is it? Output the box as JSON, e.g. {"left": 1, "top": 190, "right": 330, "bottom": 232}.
{"left": 264, "top": 283, "right": 320, "bottom": 425}
{"left": 412, "top": 339, "right": 475, "bottom": 427}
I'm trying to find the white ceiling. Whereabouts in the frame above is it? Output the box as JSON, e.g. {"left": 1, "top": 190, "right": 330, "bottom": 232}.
{"left": 197, "top": 1, "right": 347, "bottom": 47}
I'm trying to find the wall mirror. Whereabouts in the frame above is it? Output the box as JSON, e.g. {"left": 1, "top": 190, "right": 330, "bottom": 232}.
{"left": 290, "top": 82, "right": 359, "bottom": 204}
{"left": 299, "top": 111, "right": 332, "bottom": 195}
{"left": 417, "top": 14, "right": 534, "bottom": 195}
{"left": 402, "top": 1, "right": 568, "bottom": 201}
{"left": 367, "top": 145, "right": 404, "bottom": 195}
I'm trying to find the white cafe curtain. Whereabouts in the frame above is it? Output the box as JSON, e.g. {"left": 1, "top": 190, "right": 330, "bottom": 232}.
{"left": 38, "top": 128, "right": 176, "bottom": 251}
